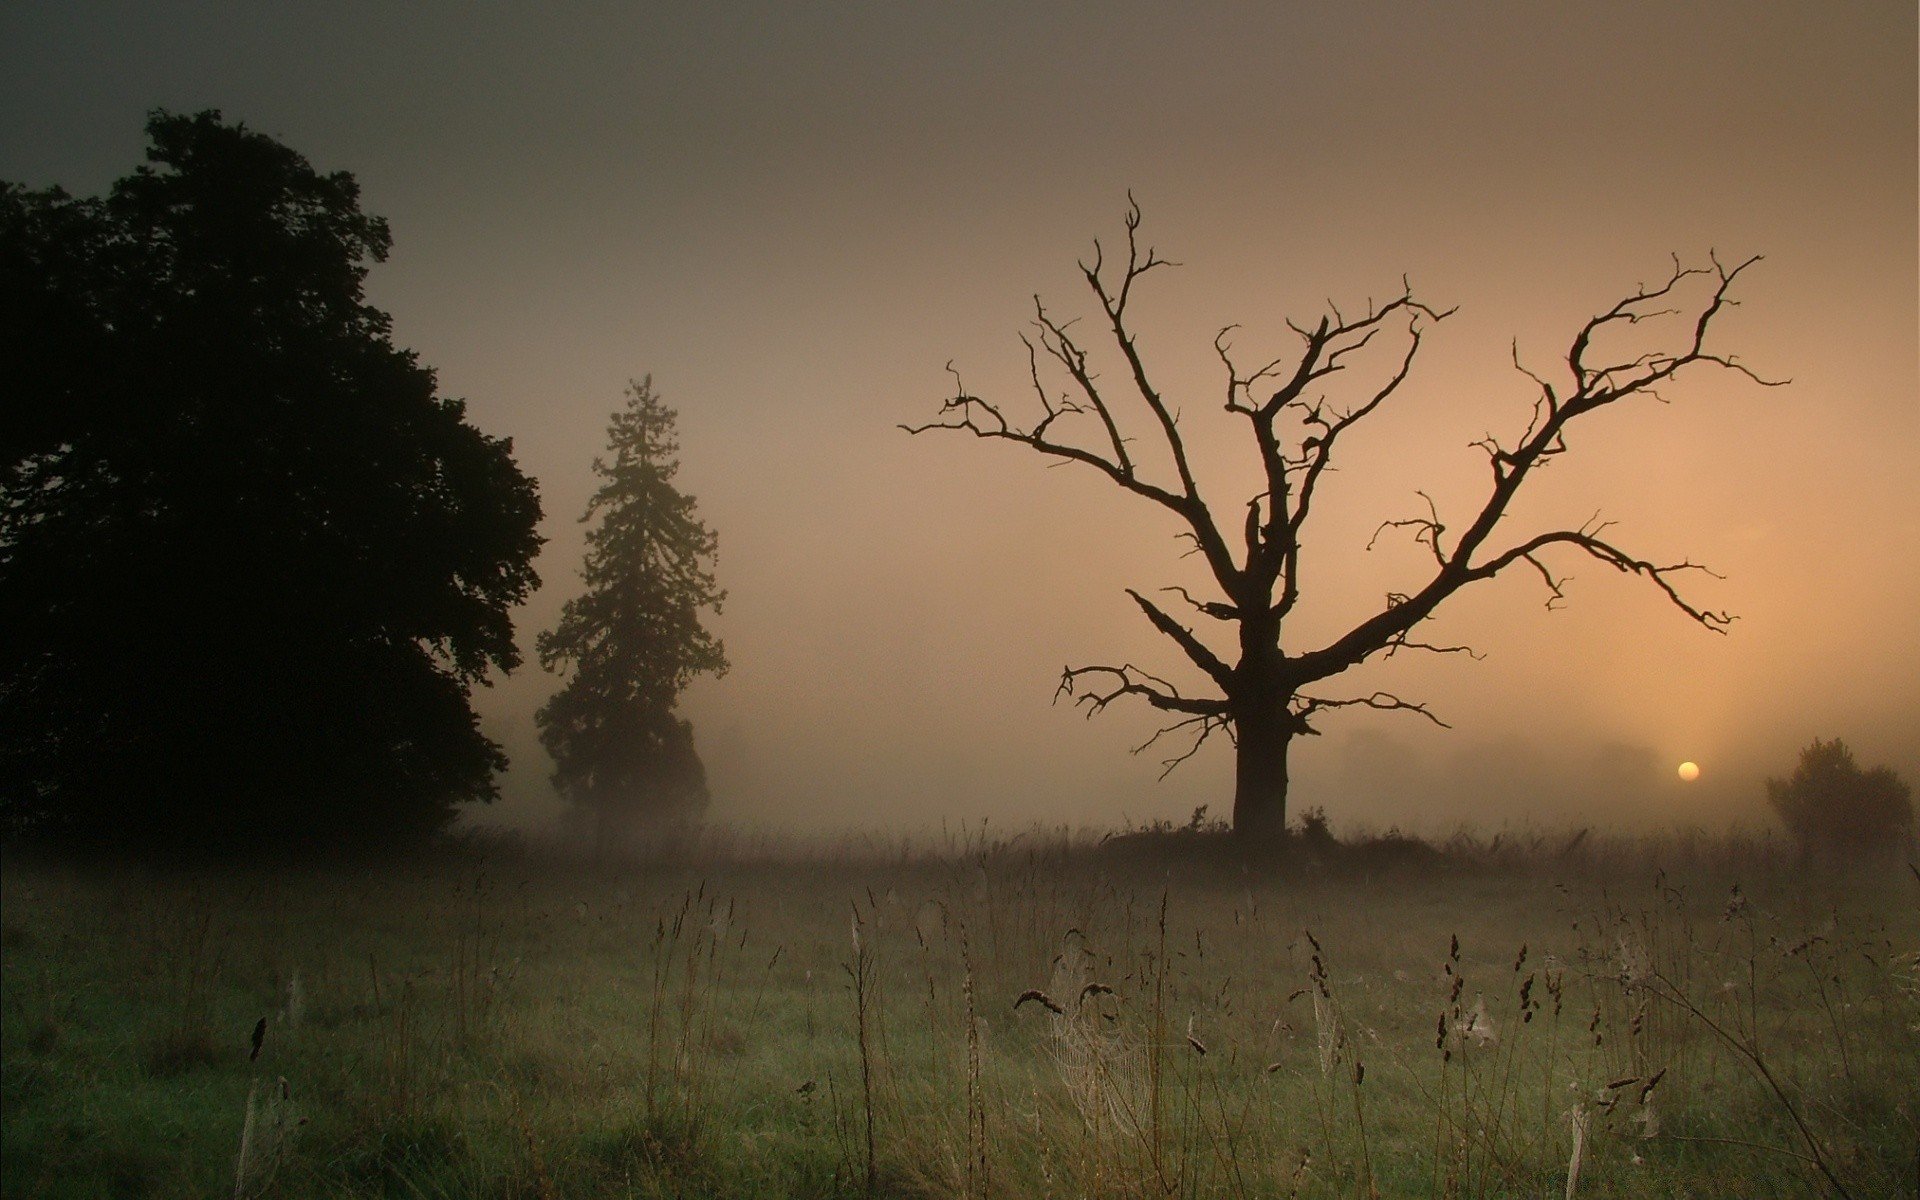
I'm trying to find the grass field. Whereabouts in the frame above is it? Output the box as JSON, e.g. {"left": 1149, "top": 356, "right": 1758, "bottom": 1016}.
{"left": 3, "top": 829, "right": 1916, "bottom": 1198}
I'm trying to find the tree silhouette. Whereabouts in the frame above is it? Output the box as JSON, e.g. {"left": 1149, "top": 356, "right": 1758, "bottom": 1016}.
{"left": 1767, "top": 739, "right": 1914, "bottom": 864}
{"left": 0, "top": 111, "right": 543, "bottom": 848}
{"left": 537, "top": 378, "right": 727, "bottom": 849}
{"left": 907, "top": 203, "right": 1776, "bottom": 839}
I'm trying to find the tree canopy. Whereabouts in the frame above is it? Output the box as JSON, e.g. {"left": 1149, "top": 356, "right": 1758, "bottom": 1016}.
{"left": 0, "top": 110, "right": 544, "bottom": 848}
{"left": 537, "top": 378, "right": 726, "bottom": 845}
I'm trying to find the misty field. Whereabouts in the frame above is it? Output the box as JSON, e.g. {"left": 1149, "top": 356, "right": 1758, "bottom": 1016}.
{"left": 3, "top": 835, "right": 1916, "bottom": 1199}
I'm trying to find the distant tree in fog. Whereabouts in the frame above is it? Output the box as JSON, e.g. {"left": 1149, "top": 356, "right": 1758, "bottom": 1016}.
{"left": 537, "top": 378, "right": 727, "bottom": 849}
{"left": 908, "top": 201, "right": 1775, "bottom": 840}
{"left": 0, "top": 111, "right": 544, "bottom": 848}
{"left": 1767, "top": 738, "right": 1913, "bottom": 863}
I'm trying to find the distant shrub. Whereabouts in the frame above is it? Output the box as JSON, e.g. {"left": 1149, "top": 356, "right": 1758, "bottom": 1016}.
{"left": 1293, "top": 806, "right": 1337, "bottom": 853}
{"left": 1766, "top": 738, "right": 1913, "bottom": 862}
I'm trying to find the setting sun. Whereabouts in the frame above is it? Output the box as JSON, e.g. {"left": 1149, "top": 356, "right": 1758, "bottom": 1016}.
{"left": 1678, "top": 761, "right": 1702, "bottom": 782}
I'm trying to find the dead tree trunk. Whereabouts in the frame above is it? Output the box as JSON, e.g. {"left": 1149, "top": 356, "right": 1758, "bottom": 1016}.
{"left": 907, "top": 202, "right": 1773, "bottom": 838}
{"left": 1231, "top": 703, "right": 1296, "bottom": 841}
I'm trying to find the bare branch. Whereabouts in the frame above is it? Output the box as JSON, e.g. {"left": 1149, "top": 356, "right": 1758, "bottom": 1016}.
{"left": 1566, "top": 256, "right": 1701, "bottom": 386}
{"left": 1563, "top": 254, "right": 1785, "bottom": 416}
{"left": 1381, "top": 630, "right": 1483, "bottom": 661}
{"left": 907, "top": 204, "right": 1244, "bottom": 601}
{"left": 1286, "top": 316, "right": 1429, "bottom": 541}
{"left": 1019, "top": 334, "right": 1083, "bottom": 445}
{"left": 1030, "top": 298, "right": 1134, "bottom": 476}
{"left": 1127, "top": 588, "right": 1235, "bottom": 688}
{"left": 1133, "top": 712, "right": 1234, "bottom": 778}
{"left": 1298, "top": 254, "right": 1769, "bottom": 684}
{"left": 1510, "top": 340, "right": 1559, "bottom": 411}
{"left": 1099, "top": 192, "right": 1181, "bottom": 316}
{"left": 1214, "top": 326, "right": 1294, "bottom": 416}
{"left": 1262, "top": 293, "right": 1453, "bottom": 418}
{"left": 901, "top": 360, "right": 1191, "bottom": 515}
{"left": 1160, "top": 585, "right": 1241, "bottom": 622}
{"left": 1470, "top": 527, "right": 1735, "bottom": 631}
{"left": 1294, "top": 691, "right": 1452, "bottom": 729}
{"left": 1056, "top": 659, "right": 1231, "bottom": 778}
{"left": 1056, "top": 663, "right": 1227, "bottom": 718}
{"left": 1365, "top": 491, "right": 1448, "bottom": 567}
{"left": 1083, "top": 207, "right": 1204, "bottom": 508}
{"left": 1260, "top": 297, "right": 1449, "bottom": 618}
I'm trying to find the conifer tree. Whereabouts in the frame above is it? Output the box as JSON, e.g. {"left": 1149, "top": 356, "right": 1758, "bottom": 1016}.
{"left": 537, "top": 378, "right": 727, "bottom": 845}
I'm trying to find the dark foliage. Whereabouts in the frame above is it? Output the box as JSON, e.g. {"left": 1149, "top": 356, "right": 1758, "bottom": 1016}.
{"left": 1096, "top": 803, "right": 1447, "bottom": 876}
{"left": 0, "top": 110, "right": 543, "bottom": 848}
{"left": 537, "top": 378, "right": 725, "bottom": 846}
{"left": 1766, "top": 738, "right": 1913, "bottom": 862}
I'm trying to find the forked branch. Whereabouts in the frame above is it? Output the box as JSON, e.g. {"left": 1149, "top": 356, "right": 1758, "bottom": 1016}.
{"left": 902, "top": 215, "right": 1239, "bottom": 590}
{"left": 1301, "top": 255, "right": 1772, "bottom": 683}
{"left": 1056, "top": 662, "right": 1233, "bottom": 779}
{"left": 1471, "top": 526, "right": 1735, "bottom": 630}
{"left": 1294, "top": 691, "right": 1452, "bottom": 730}
{"left": 1056, "top": 663, "right": 1228, "bottom": 719}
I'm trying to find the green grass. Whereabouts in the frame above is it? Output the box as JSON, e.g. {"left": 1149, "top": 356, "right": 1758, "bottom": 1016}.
{"left": 2, "top": 835, "right": 1915, "bottom": 1198}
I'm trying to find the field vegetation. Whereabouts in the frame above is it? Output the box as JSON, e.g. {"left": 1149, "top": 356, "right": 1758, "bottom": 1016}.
{"left": 3, "top": 826, "right": 1915, "bottom": 1199}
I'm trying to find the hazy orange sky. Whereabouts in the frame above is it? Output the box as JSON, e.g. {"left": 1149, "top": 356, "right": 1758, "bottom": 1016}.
{"left": 5, "top": 1, "right": 1915, "bottom": 836}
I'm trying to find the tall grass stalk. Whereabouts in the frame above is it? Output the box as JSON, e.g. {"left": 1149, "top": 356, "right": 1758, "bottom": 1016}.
{"left": 847, "top": 900, "right": 877, "bottom": 1197}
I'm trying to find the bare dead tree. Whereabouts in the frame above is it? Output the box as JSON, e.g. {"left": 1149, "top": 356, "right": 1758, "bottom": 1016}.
{"left": 905, "top": 201, "right": 1779, "bottom": 839}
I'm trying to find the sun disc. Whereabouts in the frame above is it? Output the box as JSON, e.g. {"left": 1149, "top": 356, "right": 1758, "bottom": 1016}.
{"left": 1677, "top": 761, "right": 1700, "bottom": 782}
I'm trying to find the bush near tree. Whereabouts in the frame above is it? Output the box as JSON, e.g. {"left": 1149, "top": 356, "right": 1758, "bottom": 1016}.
{"left": 1766, "top": 738, "right": 1914, "bottom": 863}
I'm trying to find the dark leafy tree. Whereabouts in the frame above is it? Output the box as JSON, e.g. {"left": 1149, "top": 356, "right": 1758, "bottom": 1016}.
{"left": 537, "top": 378, "right": 727, "bottom": 848}
{"left": 907, "top": 203, "right": 1776, "bottom": 839}
{"left": 1767, "top": 739, "right": 1914, "bottom": 863}
{"left": 0, "top": 111, "right": 543, "bottom": 847}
